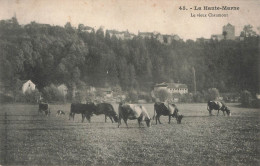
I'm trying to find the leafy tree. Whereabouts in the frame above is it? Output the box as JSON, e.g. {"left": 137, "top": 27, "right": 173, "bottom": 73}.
{"left": 240, "top": 90, "right": 252, "bottom": 107}
{"left": 243, "top": 25, "right": 257, "bottom": 37}
{"left": 207, "top": 88, "right": 220, "bottom": 101}
{"left": 155, "top": 89, "right": 170, "bottom": 102}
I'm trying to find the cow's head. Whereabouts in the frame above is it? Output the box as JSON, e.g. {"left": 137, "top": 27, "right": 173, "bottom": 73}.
{"left": 113, "top": 114, "right": 119, "bottom": 123}
{"left": 145, "top": 118, "right": 151, "bottom": 127}
{"left": 225, "top": 107, "right": 231, "bottom": 116}
{"left": 177, "top": 115, "right": 183, "bottom": 124}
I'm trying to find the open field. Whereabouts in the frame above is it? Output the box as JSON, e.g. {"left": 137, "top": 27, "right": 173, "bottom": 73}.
{"left": 0, "top": 103, "right": 259, "bottom": 165}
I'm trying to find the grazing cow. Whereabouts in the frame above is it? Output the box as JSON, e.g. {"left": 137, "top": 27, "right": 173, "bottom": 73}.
{"left": 38, "top": 103, "right": 50, "bottom": 116}
{"left": 56, "top": 110, "right": 65, "bottom": 117}
{"left": 95, "top": 103, "right": 118, "bottom": 123}
{"left": 69, "top": 103, "right": 96, "bottom": 122}
{"left": 118, "top": 103, "right": 151, "bottom": 128}
{"left": 207, "top": 101, "right": 231, "bottom": 116}
{"left": 153, "top": 102, "right": 179, "bottom": 124}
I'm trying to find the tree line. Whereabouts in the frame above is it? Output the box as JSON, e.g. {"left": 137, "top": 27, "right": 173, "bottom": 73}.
{"left": 0, "top": 17, "right": 259, "bottom": 100}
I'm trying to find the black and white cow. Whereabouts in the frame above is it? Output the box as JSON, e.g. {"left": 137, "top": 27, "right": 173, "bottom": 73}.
{"left": 153, "top": 102, "right": 180, "bottom": 124}
{"left": 56, "top": 110, "right": 65, "bottom": 117}
{"left": 207, "top": 101, "right": 231, "bottom": 116}
{"left": 118, "top": 102, "right": 151, "bottom": 128}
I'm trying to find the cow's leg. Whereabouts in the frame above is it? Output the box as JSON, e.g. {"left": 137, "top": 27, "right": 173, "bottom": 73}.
{"left": 168, "top": 115, "right": 171, "bottom": 124}
{"left": 118, "top": 117, "right": 121, "bottom": 128}
{"left": 138, "top": 118, "right": 142, "bottom": 127}
{"left": 47, "top": 109, "right": 50, "bottom": 117}
{"left": 82, "top": 114, "right": 85, "bottom": 123}
{"left": 105, "top": 115, "right": 107, "bottom": 123}
{"left": 223, "top": 111, "right": 225, "bottom": 116}
{"left": 217, "top": 110, "right": 220, "bottom": 116}
{"left": 155, "top": 115, "right": 158, "bottom": 124}
{"left": 87, "top": 116, "right": 91, "bottom": 123}
{"left": 158, "top": 116, "right": 162, "bottom": 124}
{"left": 209, "top": 109, "right": 212, "bottom": 116}
{"left": 71, "top": 113, "right": 75, "bottom": 121}
{"left": 123, "top": 118, "right": 128, "bottom": 128}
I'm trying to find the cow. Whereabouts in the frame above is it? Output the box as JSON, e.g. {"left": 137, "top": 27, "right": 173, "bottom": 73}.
{"left": 118, "top": 102, "right": 151, "bottom": 128}
{"left": 95, "top": 103, "right": 118, "bottom": 123}
{"left": 38, "top": 102, "right": 50, "bottom": 116}
{"left": 69, "top": 103, "right": 96, "bottom": 122}
{"left": 207, "top": 101, "right": 231, "bottom": 116}
{"left": 56, "top": 110, "right": 65, "bottom": 117}
{"left": 153, "top": 102, "right": 179, "bottom": 124}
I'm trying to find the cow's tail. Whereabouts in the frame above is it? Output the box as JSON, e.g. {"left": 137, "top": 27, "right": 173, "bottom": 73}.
{"left": 207, "top": 101, "right": 210, "bottom": 111}
{"left": 153, "top": 106, "right": 156, "bottom": 120}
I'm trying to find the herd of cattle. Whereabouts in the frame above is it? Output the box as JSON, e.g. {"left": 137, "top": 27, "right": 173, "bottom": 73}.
{"left": 38, "top": 100, "right": 231, "bottom": 127}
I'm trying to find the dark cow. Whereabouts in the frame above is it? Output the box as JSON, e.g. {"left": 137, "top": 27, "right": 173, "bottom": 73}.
{"left": 38, "top": 102, "right": 50, "bottom": 116}
{"left": 69, "top": 103, "right": 96, "bottom": 122}
{"left": 56, "top": 110, "right": 65, "bottom": 117}
{"left": 153, "top": 102, "right": 179, "bottom": 124}
{"left": 176, "top": 112, "right": 184, "bottom": 124}
{"left": 95, "top": 103, "right": 118, "bottom": 123}
{"left": 118, "top": 103, "right": 151, "bottom": 128}
{"left": 207, "top": 101, "right": 231, "bottom": 116}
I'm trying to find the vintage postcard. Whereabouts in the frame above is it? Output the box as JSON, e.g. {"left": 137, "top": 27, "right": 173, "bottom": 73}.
{"left": 0, "top": 0, "right": 259, "bottom": 165}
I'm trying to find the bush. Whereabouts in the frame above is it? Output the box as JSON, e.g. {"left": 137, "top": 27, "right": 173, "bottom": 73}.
{"left": 0, "top": 93, "right": 14, "bottom": 103}
{"left": 126, "top": 90, "right": 138, "bottom": 103}
{"left": 154, "top": 89, "right": 170, "bottom": 102}
{"left": 85, "top": 91, "right": 95, "bottom": 103}
{"left": 24, "top": 89, "right": 41, "bottom": 103}
{"left": 179, "top": 93, "right": 193, "bottom": 103}
{"left": 207, "top": 88, "right": 220, "bottom": 101}
{"left": 138, "top": 91, "right": 152, "bottom": 103}
{"left": 193, "top": 92, "right": 206, "bottom": 103}
{"left": 251, "top": 99, "right": 260, "bottom": 108}
{"left": 240, "top": 90, "right": 253, "bottom": 107}
{"left": 42, "top": 84, "right": 65, "bottom": 102}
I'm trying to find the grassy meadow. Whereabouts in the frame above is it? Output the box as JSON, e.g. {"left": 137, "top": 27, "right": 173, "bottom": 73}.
{"left": 0, "top": 103, "right": 259, "bottom": 165}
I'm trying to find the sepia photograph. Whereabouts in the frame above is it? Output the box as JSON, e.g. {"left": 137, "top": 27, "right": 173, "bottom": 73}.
{"left": 0, "top": 0, "right": 259, "bottom": 165}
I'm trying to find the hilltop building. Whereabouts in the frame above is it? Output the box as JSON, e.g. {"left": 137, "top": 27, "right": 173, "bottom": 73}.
{"left": 138, "top": 31, "right": 181, "bottom": 44}
{"left": 223, "top": 23, "right": 235, "bottom": 40}
{"left": 107, "top": 30, "right": 135, "bottom": 40}
{"left": 153, "top": 82, "right": 188, "bottom": 94}
{"left": 210, "top": 23, "right": 236, "bottom": 41}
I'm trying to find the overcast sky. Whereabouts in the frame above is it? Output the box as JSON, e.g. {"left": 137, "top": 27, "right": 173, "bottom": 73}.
{"left": 0, "top": 0, "right": 259, "bottom": 40}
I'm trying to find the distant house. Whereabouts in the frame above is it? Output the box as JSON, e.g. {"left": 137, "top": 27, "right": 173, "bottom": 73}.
{"left": 163, "top": 35, "right": 181, "bottom": 44}
{"left": 22, "top": 80, "right": 36, "bottom": 94}
{"left": 57, "top": 84, "right": 68, "bottom": 97}
{"left": 154, "top": 82, "right": 188, "bottom": 94}
{"left": 78, "top": 24, "right": 94, "bottom": 33}
{"left": 86, "top": 86, "right": 96, "bottom": 93}
{"left": 138, "top": 31, "right": 154, "bottom": 39}
{"left": 107, "top": 30, "right": 135, "bottom": 40}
